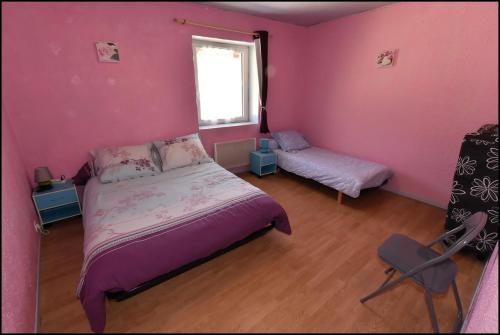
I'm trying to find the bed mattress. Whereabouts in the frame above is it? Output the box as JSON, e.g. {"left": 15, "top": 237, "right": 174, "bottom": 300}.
{"left": 275, "top": 147, "right": 392, "bottom": 198}
{"left": 77, "top": 162, "right": 290, "bottom": 332}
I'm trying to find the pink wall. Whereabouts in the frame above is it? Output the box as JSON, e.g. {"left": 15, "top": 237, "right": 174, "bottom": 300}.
{"left": 6, "top": 3, "right": 496, "bottom": 209}
{"left": 2, "top": 2, "right": 306, "bottom": 180}
{"left": 1, "top": 103, "right": 40, "bottom": 333}
{"left": 299, "top": 2, "right": 498, "bottom": 208}
{"left": 1, "top": 2, "right": 498, "bottom": 332}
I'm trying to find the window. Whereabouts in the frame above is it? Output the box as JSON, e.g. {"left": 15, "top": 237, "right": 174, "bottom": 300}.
{"left": 192, "top": 36, "right": 258, "bottom": 128}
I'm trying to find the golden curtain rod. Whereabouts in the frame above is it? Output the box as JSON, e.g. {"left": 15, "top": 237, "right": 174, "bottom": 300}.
{"left": 174, "top": 18, "right": 259, "bottom": 37}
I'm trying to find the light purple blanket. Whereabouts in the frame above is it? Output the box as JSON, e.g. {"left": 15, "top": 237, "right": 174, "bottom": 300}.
{"left": 77, "top": 163, "right": 290, "bottom": 332}
{"left": 275, "top": 147, "right": 392, "bottom": 198}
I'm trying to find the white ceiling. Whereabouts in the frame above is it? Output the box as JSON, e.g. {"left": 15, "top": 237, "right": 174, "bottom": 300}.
{"left": 197, "top": 2, "right": 395, "bottom": 27}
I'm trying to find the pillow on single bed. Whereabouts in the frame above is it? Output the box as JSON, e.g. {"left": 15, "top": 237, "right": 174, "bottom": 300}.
{"left": 91, "top": 143, "right": 161, "bottom": 183}
{"left": 268, "top": 139, "right": 280, "bottom": 150}
{"left": 155, "top": 133, "right": 213, "bottom": 171}
{"left": 272, "top": 130, "right": 310, "bottom": 152}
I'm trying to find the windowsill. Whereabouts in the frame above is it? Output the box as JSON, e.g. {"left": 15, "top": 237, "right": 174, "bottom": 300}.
{"left": 199, "top": 121, "right": 258, "bottom": 130}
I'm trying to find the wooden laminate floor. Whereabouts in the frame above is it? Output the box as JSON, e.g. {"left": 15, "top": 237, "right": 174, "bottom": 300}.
{"left": 39, "top": 171, "right": 485, "bottom": 333}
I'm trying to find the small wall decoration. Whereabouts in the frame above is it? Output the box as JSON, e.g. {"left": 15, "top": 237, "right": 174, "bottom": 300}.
{"left": 376, "top": 49, "right": 396, "bottom": 68}
{"left": 96, "top": 42, "right": 119, "bottom": 62}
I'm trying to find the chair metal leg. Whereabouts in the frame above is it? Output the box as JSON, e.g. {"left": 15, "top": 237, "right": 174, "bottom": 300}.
{"left": 381, "top": 268, "right": 396, "bottom": 286}
{"left": 451, "top": 280, "right": 463, "bottom": 333}
{"left": 424, "top": 289, "right": 440, "bottom": 333}
{"left": 360, "top": 268, "right": 399, "bottom": 303}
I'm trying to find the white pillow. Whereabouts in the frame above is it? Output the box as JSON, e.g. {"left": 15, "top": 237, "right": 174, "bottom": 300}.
{"left": 159, "top": 134, "right": 212, "bottom": 171}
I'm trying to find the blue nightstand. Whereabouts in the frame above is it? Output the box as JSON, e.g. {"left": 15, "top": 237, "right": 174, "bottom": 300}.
{"left": 32, "top": 181, "right": 82, "bottom": 226}
{"left": 250, "top": 151, "right": 277, "bottom": 177}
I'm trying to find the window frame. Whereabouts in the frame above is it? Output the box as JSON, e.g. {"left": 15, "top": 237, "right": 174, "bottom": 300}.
{"left": 192, "top": 37, "right": 250, "bottom": 127}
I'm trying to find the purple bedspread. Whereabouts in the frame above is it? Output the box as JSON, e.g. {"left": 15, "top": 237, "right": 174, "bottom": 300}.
{"left": 77, "top": 163, "right": 290, "bottom": 332}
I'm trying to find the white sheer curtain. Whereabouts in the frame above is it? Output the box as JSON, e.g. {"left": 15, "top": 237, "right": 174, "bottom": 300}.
{"left": 195, "top": 46, "right": 245, "bottom": 125}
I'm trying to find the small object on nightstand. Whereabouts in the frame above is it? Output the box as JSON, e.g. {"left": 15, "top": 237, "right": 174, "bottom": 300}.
{"left": 34, "top": 166, "right": 53, "bottom": 191}
{"left": 32, "top": 180, "right": 82, "bottom": 227}
{"left": 250, "top": 150, "right": 277, "bottom": 177}
{"left": 259, "top": 138, "right": 270, "bottom": 153}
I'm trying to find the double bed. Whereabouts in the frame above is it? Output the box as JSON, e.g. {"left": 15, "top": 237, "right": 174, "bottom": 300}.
{"left": 275, "top": 147, "right": 393, "bottom": 203}
{"left": 77, "top": 162, "right": 291, "bottom": 332}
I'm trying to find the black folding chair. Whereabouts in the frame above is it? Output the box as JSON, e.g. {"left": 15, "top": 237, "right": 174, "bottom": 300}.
{"left": 360, "top": 211, "right": 488, "bottom": 333}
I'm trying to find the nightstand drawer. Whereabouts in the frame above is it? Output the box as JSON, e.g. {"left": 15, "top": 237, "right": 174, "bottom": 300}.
{"left": 250, "top": 151, "right": 277, "bottom": 177}
{"left": 261, "top": 154, "right": 277, "bottom": 166}
{"left": 34, "top": 189, "right": 78, "bottom": 210}
{"left": 39, "top": 202, "right": 81, "bottom": 224}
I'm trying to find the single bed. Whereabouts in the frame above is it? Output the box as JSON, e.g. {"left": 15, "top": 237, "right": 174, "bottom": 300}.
{"left": 77, "top": 161, "right": 291, "bottom": 332}
{"left": 275, "top": 147, "right": 392, "bottom": 203}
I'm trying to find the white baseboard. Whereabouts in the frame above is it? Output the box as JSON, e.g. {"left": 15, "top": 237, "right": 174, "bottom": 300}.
{"left": 382, "top": 185, "right": 447, "bottom": 209}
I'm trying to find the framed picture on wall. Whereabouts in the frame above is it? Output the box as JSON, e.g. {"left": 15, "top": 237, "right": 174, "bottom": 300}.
{"left": 96, "top": 42, "right": 120, "bottom": 62}
{"left": 376, "top": 49, "right": 396, "bottom": 68}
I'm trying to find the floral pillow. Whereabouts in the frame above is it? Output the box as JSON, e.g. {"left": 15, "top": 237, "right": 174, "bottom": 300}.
{"left": 91, "top": 143, "right": 161, "bottom": 183}
{"left": 153, "top": 133, "right": 199, "bottom": 151}
{"left": 156, "top": 133, "right": 213, "bottom": 171}
{"left": 272, "top": 130, "right": 310, "bottom": 152}
{"left": 150, "top": 144, "right": 163, "bottom": 172}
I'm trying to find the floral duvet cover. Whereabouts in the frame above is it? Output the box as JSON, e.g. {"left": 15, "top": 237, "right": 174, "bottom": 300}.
{"left": 77, "top": 162, "right": 290, "bottom": 332}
